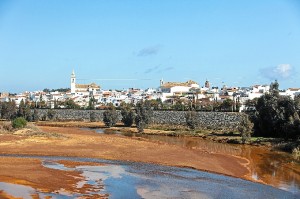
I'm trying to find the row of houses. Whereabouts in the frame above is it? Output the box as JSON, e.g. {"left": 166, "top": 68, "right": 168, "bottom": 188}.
{"left": 1, "top": 71, "right": 300, "bottom": 111}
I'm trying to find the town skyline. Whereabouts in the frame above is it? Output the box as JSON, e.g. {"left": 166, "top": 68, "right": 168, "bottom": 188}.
{"left": 1, "top": 1, "right": 300, "bottom": 93}
{"left": 0, "top": 69, "right": 298, "bottom": 94}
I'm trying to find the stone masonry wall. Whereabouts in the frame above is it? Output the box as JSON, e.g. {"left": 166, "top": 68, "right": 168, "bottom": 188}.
{"left": 152, "top": 111, "right": 243, "bottom": 130}
{"left": 35, "top": 109, "right": 245, "bottom": 130}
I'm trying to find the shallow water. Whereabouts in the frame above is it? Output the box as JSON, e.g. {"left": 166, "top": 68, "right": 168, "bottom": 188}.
{"left": 96, "top": 128, "right": 300, "bottom": 193}
{"left": 0, "top": 182, "right": 36, "bottom": 199}
{"left": 0, "top": 154, "right": 297, "bottom": 198}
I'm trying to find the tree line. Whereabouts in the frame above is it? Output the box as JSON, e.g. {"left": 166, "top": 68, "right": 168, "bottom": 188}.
{"left": 2, "top": 81, "right": 299, "bottom": 140}
{"left": 102, "top": 100, "right": 153, "bottom": 133}
{"left": 245, "top": 80, "right": 300, "bottom": 140}
{"left": 7, "top": 96, "right": 240, "bottom": 112}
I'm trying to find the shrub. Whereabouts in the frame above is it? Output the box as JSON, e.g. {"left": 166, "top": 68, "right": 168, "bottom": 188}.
{"left": 12, "top": 117, "right": 27, "bottom": 129}
{"left": 238, "top": 115, "right": 254, "bottom": 143}
{"left": 0, "top": 122, "right": 13, "bottom": 132}
{"left": 47, "top": 109, "right": 56, "bottom": 120}
{"left": 33, "top": 109, "right": 39, "bottom": 122}
{"left": 103, "top": 108, "right": 118, "bottom": 127}
{"left": 185, "top": 111, "right": 198, "bottom": 130}
{"left": 0, "top": 101, "right": 16, "bottom": 120}
{"left": 90, "top": 111, "right": 97, "bottom": 122}
{"left": 121, "top": 105, "right": 135, "bottom": 127}
{"left": 135, "top": 101, "right": 153, "bottom": 133}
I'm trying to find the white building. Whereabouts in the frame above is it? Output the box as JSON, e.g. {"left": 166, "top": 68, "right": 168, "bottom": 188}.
{"left": 159, "top": 79, "right": 200, "bottom": 101}
{"left": 282, "top": 88, "right": 300, "bottom": 99}
{"left": 70, "top": 70, "right": 101, "bottom": 96}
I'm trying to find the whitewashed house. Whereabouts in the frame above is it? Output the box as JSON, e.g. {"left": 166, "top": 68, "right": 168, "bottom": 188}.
{"left": 159, "top": 79, "right": 200, "bottom": 102}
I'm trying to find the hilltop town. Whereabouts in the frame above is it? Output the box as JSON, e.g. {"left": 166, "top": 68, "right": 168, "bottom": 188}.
{"left": 0, "top": 70, "right": 299, "bottom": 112}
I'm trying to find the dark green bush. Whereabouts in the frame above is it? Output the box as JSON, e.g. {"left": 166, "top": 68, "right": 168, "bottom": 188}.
{"left": 103, "top": 108, "right": 118, "bottom": 127}
{"left": 12, "top": 117, "right": 27, "bottom": 129}
{"left": 121, "top": 104, "right": 135, "bottom": 127}
{"left": 135, "top": 101, "right": 153, "bottom": 133}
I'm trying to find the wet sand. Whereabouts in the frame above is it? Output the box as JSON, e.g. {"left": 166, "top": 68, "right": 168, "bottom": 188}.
{"left": 0, "top": 157, "right": 108, "bottom": 198}
{"left": 0, "top": 126, "right": 249, "bottom": 178}
{"left": 0, "top": 124, "right": 299, "bottom": 197}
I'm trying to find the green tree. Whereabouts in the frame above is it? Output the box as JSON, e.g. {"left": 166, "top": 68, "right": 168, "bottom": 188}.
{"left": 17, "top": 99, "right": 25, "bottom": 117}
{"left": 254, "top": 81, "right": 300, "bottom": 139}
{"left": 238, "top": 115, "right": 254, "bottom": 143}
{"left": 64, "top": 99, "right": 80, "bottom": 109}
{"left": 17, "top": 100, "right": 32, "bottom": 121}
{"left": 33, "top": 109, "right": 39, "bottom": 122}
{"left": 212, "top": 101, "right": 222, "bottom": 111}
{"left": 294, "top": 95, "right": 300, "bottom": 111}
{"left": 185, "top": 110, "right": 198, "bottom": 130}
{"left": 54, "top": 99, "right": 58, "bottom": 109}
{"left": 0, "top": 100, "right": 16, "bottom": 120}
{"left": 90, "top": 111, "right": 98, "bottom": 122}
{"left": 43, "top": 88, "right": 50, "bottom": 93}
{"left": 47, "top": 109, "right": 56, "bottom": 120}
{"left": 147, "top": 99, "right": 163, "bottom": 110}
{"left": 135, "top": 100, "right": 153, "bottom": 133}
{"left": 221, "top": 99, "right": 234, "bottom": 112}
{"left": 171, "top": 98, "right": 188, "bottom": 111}
{"left": 87, "top": 97, "right": 96, "bottom": 110}
{"left": 103, "top": 106, "right": 118, "bottom": 127}
{"left": 121, "top": 104, "right": 135, "bottom": 127}
{"left": 244, "top": 98, "right": 258, "bottom": 112}
{"left": 269, "top": 80, "right": 279, "bottom": 96}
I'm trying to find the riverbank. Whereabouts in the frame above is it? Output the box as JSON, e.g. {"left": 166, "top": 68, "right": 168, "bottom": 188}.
{"left": 35, "top": 121, "right": 300, "bottom": 151}
{"left": 0, "top": 123, "right": 252, "bottom": 180}
{"left": 0, "top": 124, "right": 249, "bottom": 178}
{"left": 1, "top": 121, "right": 299, "bottom": 194}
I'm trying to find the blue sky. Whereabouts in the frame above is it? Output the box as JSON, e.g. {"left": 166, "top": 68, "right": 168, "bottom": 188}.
{"left": 0, "top": 0, "right": 300, "bottom": 93}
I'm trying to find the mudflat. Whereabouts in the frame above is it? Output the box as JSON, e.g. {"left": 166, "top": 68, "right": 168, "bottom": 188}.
{"left": 0, "top": 125, "right": 252, "bottom": 196}
{"left": 0, "top": 126, "right": 249, "bottom": 177}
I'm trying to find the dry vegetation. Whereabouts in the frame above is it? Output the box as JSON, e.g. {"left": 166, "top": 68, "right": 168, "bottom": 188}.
{"left": 36, "top": 121, "right": 106, "bottom": 128}
{"left": 0, "top": 121, "right": 66, "bottom": 139}
{"left": 0, "top": 121, "right": 13, "bottom": 133}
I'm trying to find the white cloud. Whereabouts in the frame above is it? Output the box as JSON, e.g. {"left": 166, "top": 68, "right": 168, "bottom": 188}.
{"left": 260, "top": 64, "right": 295, "bottom": 80}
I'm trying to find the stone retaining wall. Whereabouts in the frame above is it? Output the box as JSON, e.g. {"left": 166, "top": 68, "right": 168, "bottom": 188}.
{"left": 35, "top": 109, "right": 244, "bottom": 130}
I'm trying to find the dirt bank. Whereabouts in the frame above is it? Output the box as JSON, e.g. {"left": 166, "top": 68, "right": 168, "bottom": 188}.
{"left": 0, "top": 157, "right": 108, "bottom": 198}
{"left": 0, "top": 125, "right": 250, "bottom": 178}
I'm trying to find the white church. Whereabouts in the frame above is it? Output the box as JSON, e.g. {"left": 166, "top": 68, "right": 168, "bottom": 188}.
{"left": 70, "top": 70, "right": 101, "bottom": 96}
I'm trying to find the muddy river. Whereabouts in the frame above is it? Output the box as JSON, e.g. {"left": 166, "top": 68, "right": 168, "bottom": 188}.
{"left": 0, "top": 128, "right": 299, "bottom": 198}
{"left": 96, "top": 128, "right": 300, "bottom": 194}
{"left": 0, "top": 154, "right": 297, "bottom": 198}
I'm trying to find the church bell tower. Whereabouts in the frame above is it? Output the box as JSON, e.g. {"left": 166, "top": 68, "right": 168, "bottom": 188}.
{"left": 71, "top": 70, "right": 76, "bottom": 94}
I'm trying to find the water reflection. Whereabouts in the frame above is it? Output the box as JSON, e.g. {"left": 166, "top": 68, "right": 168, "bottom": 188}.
{"left": 0, "top": 155, "right": 297, "bottom": 198}
{"left": 95, "top": 128, "right": 300, "bottom": 193}
{"left": 0, "top": 182, "right": 36, "bottom": 199}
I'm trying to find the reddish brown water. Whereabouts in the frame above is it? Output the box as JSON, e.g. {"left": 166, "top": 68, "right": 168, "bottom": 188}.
{"left": 99, "top": 129, "right": 300, "bottom": 193}
{"left": 0, "top": 155, "right": 297, "bottom": 198}
{"left": 146, "top": 135, "right": 300, "bottom": 193}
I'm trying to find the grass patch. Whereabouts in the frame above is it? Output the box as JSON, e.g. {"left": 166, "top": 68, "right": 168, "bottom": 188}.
{"left": 25, "top": 131, "right": 65, "bottom": 138}
{"left": 0, "top": 122, "right": 67, "bottom": 139}
{"left": 0, "top": 121, "right": 13, "bottom": 133}
{"left": 36, "top": 121, "right": 105, "bottom": 128}
{"left": 25, "top": 123, "right": 66, "bottom": 138}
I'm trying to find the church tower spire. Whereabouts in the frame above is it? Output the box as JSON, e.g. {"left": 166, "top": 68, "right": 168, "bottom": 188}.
{"left": 160, "top": 78, "right": 164, "bottom": 86}
{"left": 71, "top": 70, "right": 76, "bottom": 94}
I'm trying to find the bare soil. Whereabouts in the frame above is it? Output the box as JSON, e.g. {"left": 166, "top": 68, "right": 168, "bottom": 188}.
{"left": 0, "top": 122, "right": 253, "bottom": 197}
